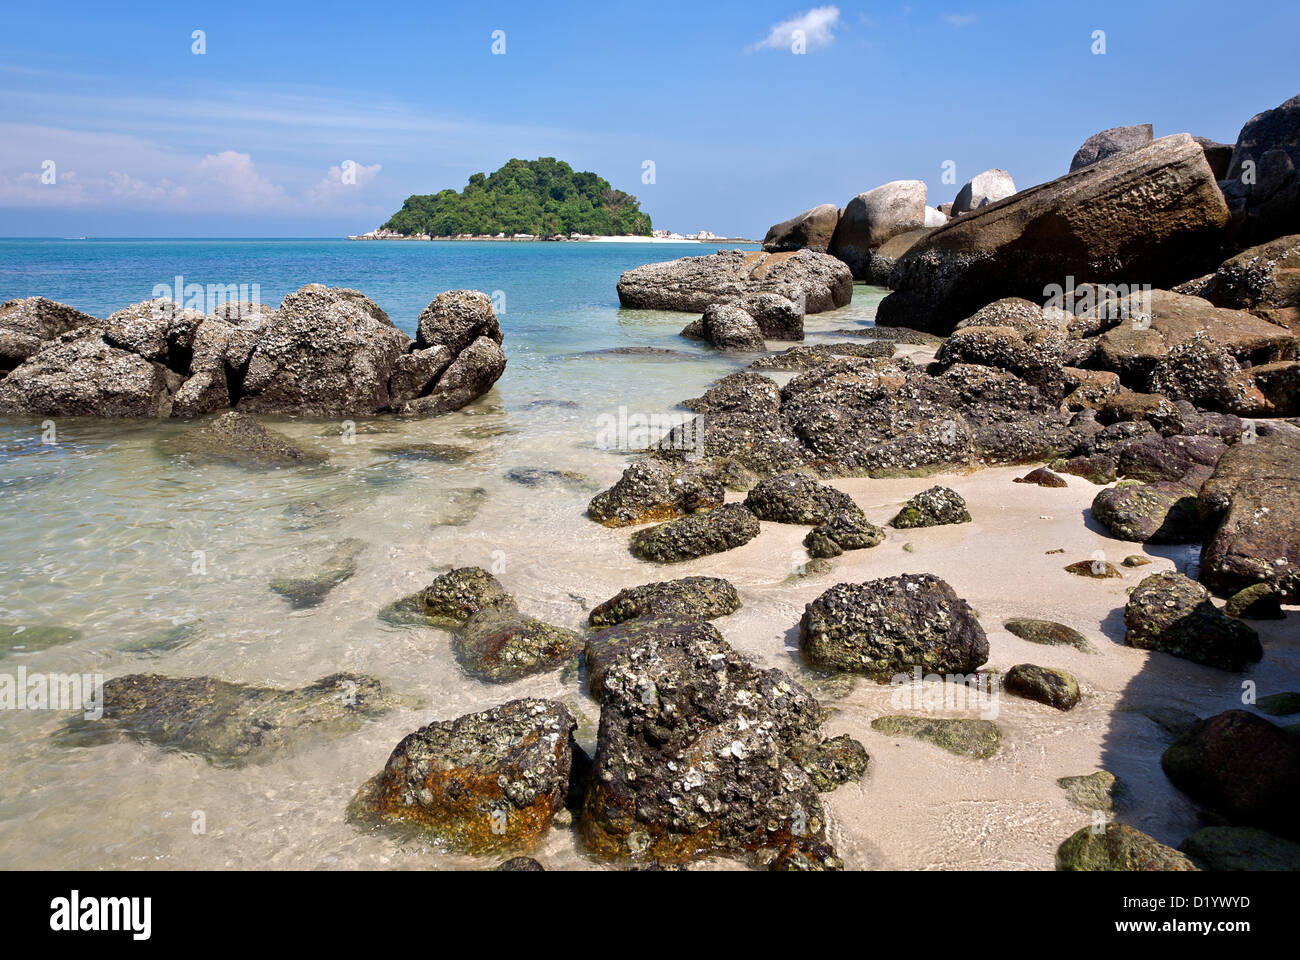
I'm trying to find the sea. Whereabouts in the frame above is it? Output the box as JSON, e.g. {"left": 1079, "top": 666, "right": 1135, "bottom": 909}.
{"left": 0, "top": 238, "right": 888, "bottom": 869}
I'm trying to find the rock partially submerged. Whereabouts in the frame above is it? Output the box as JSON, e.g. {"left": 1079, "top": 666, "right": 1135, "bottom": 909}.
{"left": 1004, "top": 663, "right": 1080, "bottom": 711}
{"left": 628, "top": 503, "right": 760, "bottom": 563}
{"left": 350, "top": 698, "right": 577, "bottom": 853}
{"left": 1056, "top": 823, "right": 1196, "bottom": 871}
{"left": 870, "top": 716, "right": 1002, "bottom": 759}
{"left": 1003, "top": 618, "right": 1093, "bottom": 652}
{"left": 1162, "top": 710, "right": 1300, "bottom": 839}
{"left": 1181, "top": 826, "right": 1300, "bottom": 871}
{"left": 799, "top": 574, "right": 989, "bottom": 680}
{"left": 587, "top": 457, "right": 724, "bottom": 528}
{"left": 60, "top": 673, "right": 396, "bottom": 766}
{"left": 0, "top": 286, "right": 506, "bottom": 419}
{"left": 268, "top": 537, "right": 366, "bottom": 608}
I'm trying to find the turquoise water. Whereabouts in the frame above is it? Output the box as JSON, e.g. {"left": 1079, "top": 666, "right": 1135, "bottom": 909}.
{"left": 0, "top": 238, "right": 892, "bottom": 870}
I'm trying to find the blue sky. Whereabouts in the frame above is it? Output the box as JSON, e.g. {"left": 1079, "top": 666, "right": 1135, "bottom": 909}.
{"left": 1, "top": 0, "right": 1297, "bottom": 238}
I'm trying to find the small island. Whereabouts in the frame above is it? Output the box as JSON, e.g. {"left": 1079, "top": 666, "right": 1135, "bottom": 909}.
{"left": 366, "top": 157, "right": 653, "bottom": 240}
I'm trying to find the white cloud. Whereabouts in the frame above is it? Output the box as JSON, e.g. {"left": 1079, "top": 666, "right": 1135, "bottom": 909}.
{"left": 942, "top": 13, "right": 976, "bottom": 27}
{"left": 749, "top": 6, "right": 841, "bottom": 53}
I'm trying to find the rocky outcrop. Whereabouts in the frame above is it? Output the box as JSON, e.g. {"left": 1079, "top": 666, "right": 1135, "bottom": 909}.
{"left": 578, "top": 617, "right": 849, "bottom": 868}
{"left": 951, "top": 168, "right": 1016, "bottom": 215}
{"left": 1197, "top": 234, "right": 1300, "bottom": 333}
{"left": 617, "top": 249, "right": 851, "bottom": 318}
{"left": 1197, "top": 421, "right": 1300, "bottom": 601}
{"left": 1091, "top": 290, "right": 1296, "bottom": 390}
{"left": 1069, "top": 123, "right": 1154, "bottom": 171}
{"left": 865, "top": 228, "right": 931, "bottom": 286}
{"left": 830, "top": 180, "right": 928, "bottom": 279}
{"left": 799, "top": 574, "right": 988, "bottom": 679}
{"left": 0, "top": 296, "right": 99, "bottom": 372}
{"left": 876, "top": 135, "right": 1232, "bottom": 335}
{"left": 762, "top": 203, "right": 839, "bottom": 253}
{"left": 0, "top": 286, "right": 507, "bottom": 418}
{"left": 1220, "top": 93, "right": 1300, "bottom": 245}
{"left": 351, "top": 698, "right": 577, "bottom": 853}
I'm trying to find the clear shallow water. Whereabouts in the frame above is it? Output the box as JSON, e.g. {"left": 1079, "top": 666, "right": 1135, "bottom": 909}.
{"left": 0, "top": 238, "right": 890, "bottom": 869}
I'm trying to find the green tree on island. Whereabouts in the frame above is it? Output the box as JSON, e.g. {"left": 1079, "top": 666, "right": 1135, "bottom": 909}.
{"left": 381, "top": 158, "right": 654, "bottom": 237}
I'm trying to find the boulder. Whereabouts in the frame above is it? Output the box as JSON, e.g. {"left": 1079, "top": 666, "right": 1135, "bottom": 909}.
{"left": 351, "top": 698, "right": 576, "bottom": 853}
{"left": 1003, "top": 618, "right": 1093, "bottom": 652}
{"left": 60, "top": 673, "right": 396, "bottom": 767}
{"left": 1056, "top": 823, "right": 1197, "bottom": 871}
{"left": 762, "top": 203, "right": 840, "bottom": 253}
{"left": 404, "top": 335, "right": 507, "bottom": 415}
{"left": 1124, "top": 571, "right": 1263, "bottom": 670}
{"left": 865, "top": 227, "right": 931, "bottom": 286}
{"left": 1181, "top": 826, "right": 1300, "bottom": 871}
{"left": 803, "top": 509, "right": 885, "bottom": 558}
{"left": 1197, "top": 233, "right": 1300, "bottom": 333}
{"left": 1162, "top": 710, "right": 1300, "bottom": 839}
{"left": 1004, "top": 663, "right": 1080, "bottom": 710}
{"left": 1093, "top": 290, "right": 1295, "bottom": 388}
{"left": 1069, "top": 123, "right": 1154, "bottom": 171}
{"left": 889, "top": 485, "right": 971, "bottom": 528}
{"left": 877, "top": 135, "right": 1232, "bottom": 335}
{"left": 236, "top": 285, "right": 409, "bottom": 416}
{"left": 578, "top": 618, "right": 842, "bottom": 868}
{"left": 1193, "top": 136, "right": 1235, "bottom": 181}
{"left": 617, "top": 250, "right": 852, "bottom": 316}
{"left": 268, "top": 537, "right": 365, "bottom": 608}
{"left": 452, "top": 608, "right": 583, "bottom": 683}
{"left": 416, "top": 290, "right": 503, "bottom": 354}
{"left": 587, "top": 457, "right": 725, "bottom": 527}
{"left": 870, "top": 716, "right": 1001, "bottom": 758}
{"left": 799, "top": 574, "right": 988, "bottom": 679}
{"left": 163, "top": 411, "right": 328, "bottom": 468}
{"left": 587, "top": 576, "right": 740, "bottom": 627}
{"left": 830, "top": 180, "right": 928, "bottom": 279}
{"left": 742, "top": 472, "right": 858, "bottom": 524}
{"left": 0, "top": 333, "right": 177, "bottom": 417}
{"left": 701, "top": 303, "right": 765, "bottom": 352}
{"left": 1092, "top": 479, "right": 1203, "bottom": 543}
{"left": 0, "top": 296, "right": 99, "bottom": 371}
{"left": 1224, "top": 360, "right": 1300, "bottom": 415}
{"left": 1198, "top": 422, "right": 1300, "bottom": 600}
{"left": 951, "top": 168, "right": 1016, "bottom": 215}
{"left": 1220, "top": 93, "right": 1300, "bottom": 245}
{"left": 628, "top": 503, "right": 760, "bottom": 563}
{"left": 380, "top": 566, "right": 516, "bottom": 628}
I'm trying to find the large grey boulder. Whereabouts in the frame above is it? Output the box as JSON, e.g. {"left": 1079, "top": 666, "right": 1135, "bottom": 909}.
{"left": 762, "top": 203, "right": 840, "bottom": 253}
{"left": 1220, "top": 94, "right": 1300, "bottom": 245}
{"left": 416, "top": 289, "right": 503, "bottom": 354}
{"left": 617, "top": 249, "right": 851, "bottom": 316}
{"left": 1069, "top": 123, "right": 1153, "bottom": 171}
{"left": 0, "top": 333, "right": 178, "bottom": 417}
{"left": 701, "top": 303, "right": 766, "bottom": 352}
{"left": 236, "top": 285, "right": 408, "bottom": 416}
{"left": 951, "top": 168, "right": 1016, "bottom": 215}
{"left": 876, "top": 135, "right": 1234, "bottom": 335}
{"left": 829, "top": 180, "right": 928, "bottom": 279}
{"left": 0, "top": 297, "right": 99, "bottom": 372}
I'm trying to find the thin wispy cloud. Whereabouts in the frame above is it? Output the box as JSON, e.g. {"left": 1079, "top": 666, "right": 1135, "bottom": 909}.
{"left": 749, "top": 6, "right": 841, "bottom": 53}
{"left": 942, "top": 13, "right": 976, "bottom": 27}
